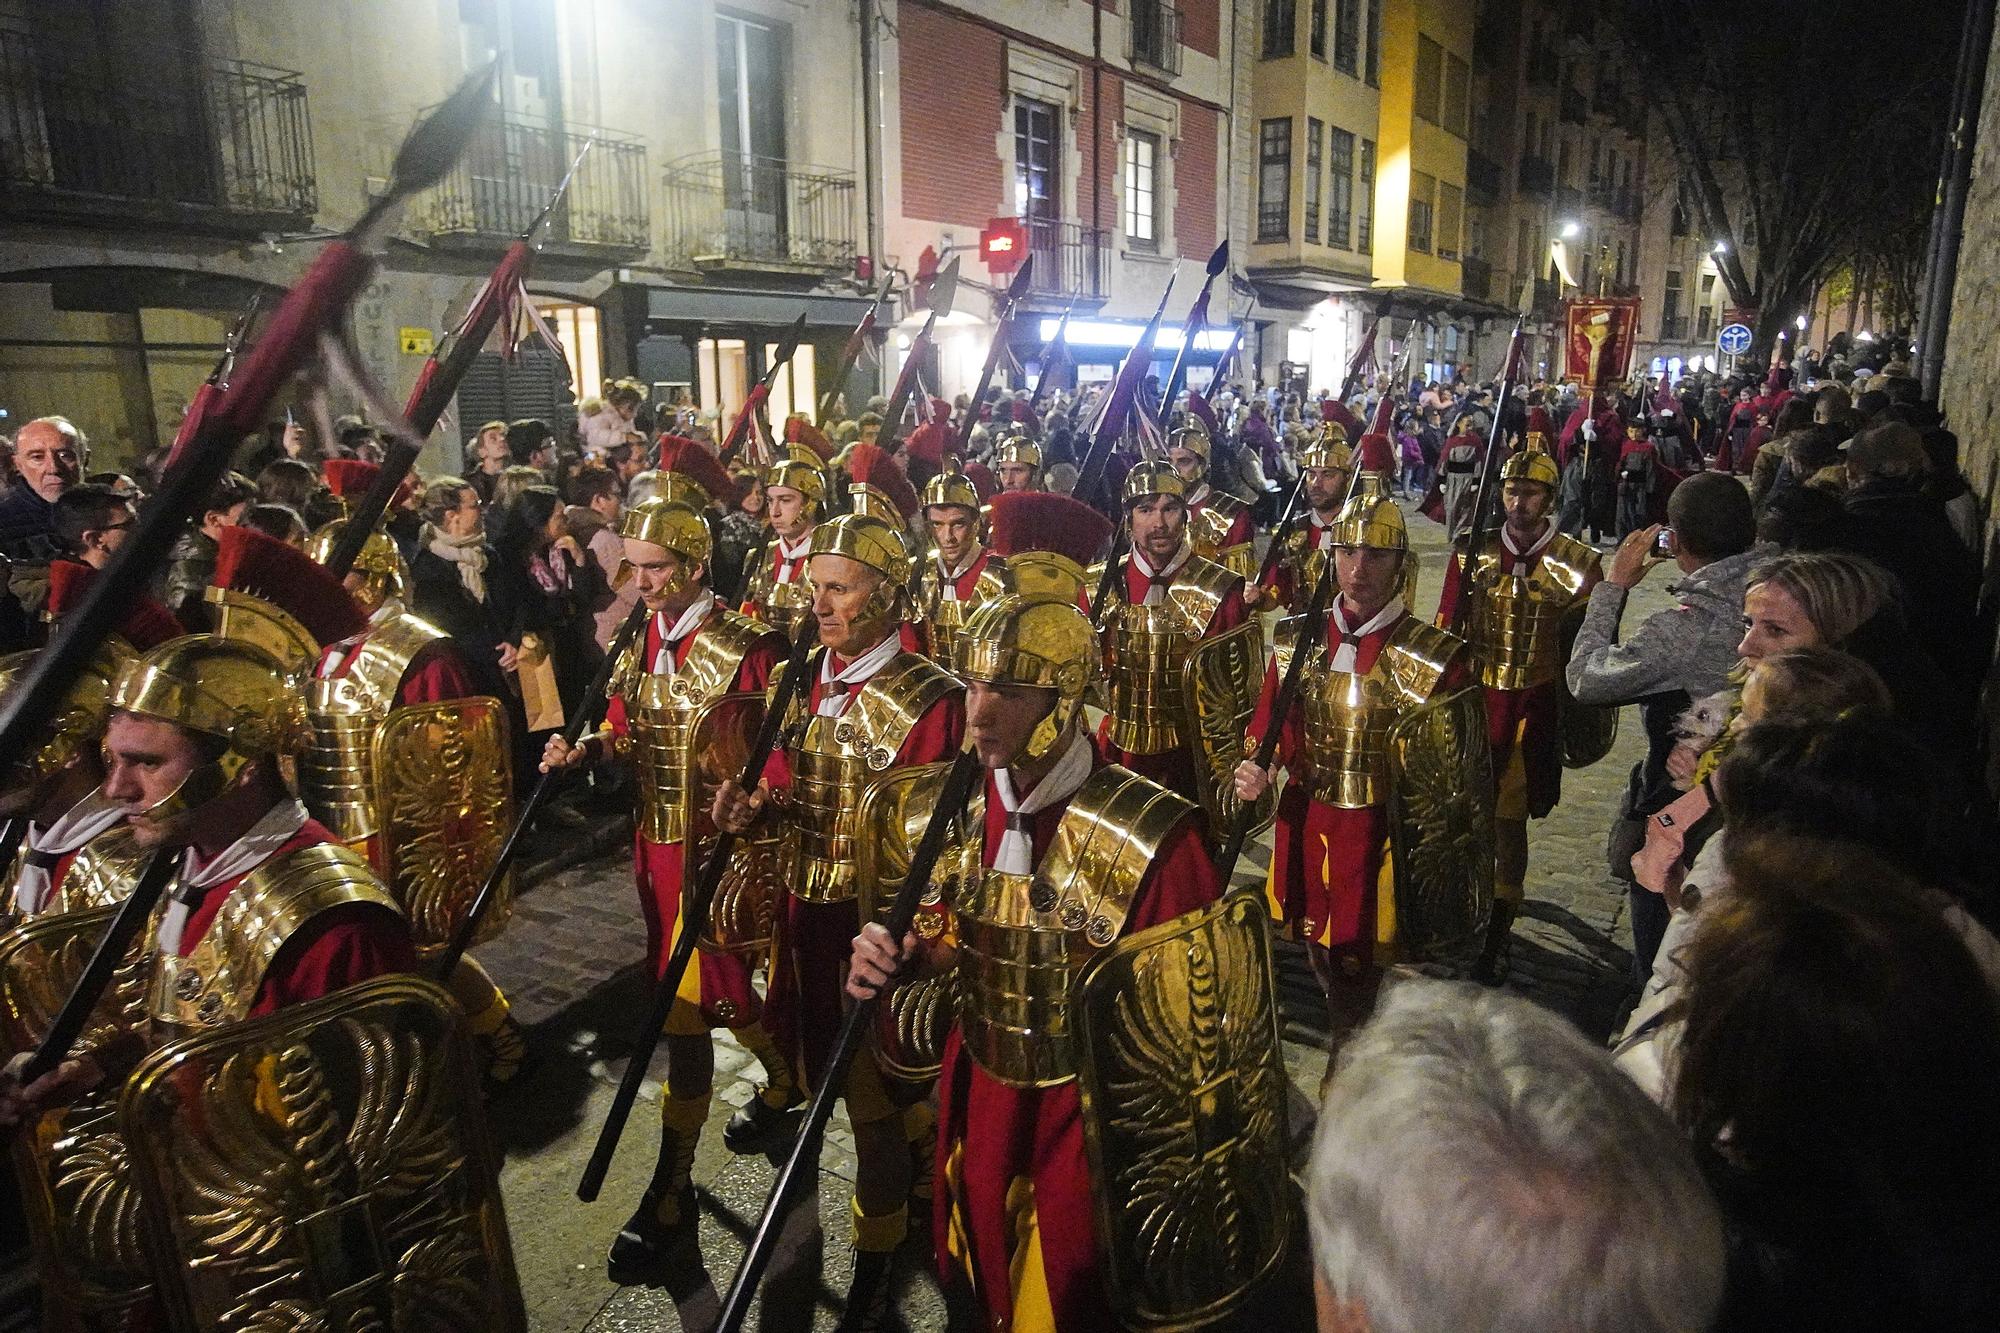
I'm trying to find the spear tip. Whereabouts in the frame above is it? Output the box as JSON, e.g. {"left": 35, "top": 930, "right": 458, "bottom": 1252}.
{"left": 1205, "top": 239, "right": 1230, "bottom": 276}
{"left": 390, "top": 64, "right": 496, "bottom": 197}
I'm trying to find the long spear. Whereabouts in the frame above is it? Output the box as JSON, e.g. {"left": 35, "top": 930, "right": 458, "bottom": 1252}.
{"left": 875, "top": 256, "right": 963, "bottom": 453}
{"left": 323, "top": 134, "right": 594, "bottom": 579}
{"left": 1447, "top": 317, "right": 1528, "bottom": 638}
{"left": 948, "top": 257, "right": 1037, "bottom": 458}
{"left": 0, "top": 67, "right": 494, "bottom": 769}
{"left": 1028, "top": 296, "right": 1079, "bottom": 407}
{"left": 163, "top": 295, "right": 260, "bottom": 470}
{"left": 814, "top": 278, "right": 891, "bottom": 427}
{"left": 575, "top": 619, "right": 824, "bottom": 1201}
{"left": 1155, "top": 241, "right": 1229, "bottom": 422}
{"left": 0, "top": 72, "right": 496, "bottom": 1081}
{"left": 716, "top": 313, "right": 810, "bottom": 467}
{"left": 1069, "top": 274, "right": 1176, "bottom": 513}
{"left": 714, "top": 747, "right": 985, "bottom": 1333}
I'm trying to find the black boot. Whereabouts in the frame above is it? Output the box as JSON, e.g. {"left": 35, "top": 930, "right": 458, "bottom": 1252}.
{"left": 1473, "top": 900, "right": 1520, "bottom": 986}
{"left": 723, "top": 1091, "right": 802, "bottom": 1153}
{"left": 837, "top": 1248, "right": 897, "bottom": 1333}
{"left": 606, "top": 1092, "right": 708, "bottom": 1282}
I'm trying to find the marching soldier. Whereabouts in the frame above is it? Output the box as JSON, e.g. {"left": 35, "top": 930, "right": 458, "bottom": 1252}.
{"left": 711, "top": 511, "right": 964, "bottom": 1326}
{"left": 541, "top": 495, "right": 797, "bottom": 1278}
{"left": 1435, "top": 439, "right": 1603, "bottom": 980}
{"left": 915, "top": 463, "right": 991, "bottom": 670}
{"left": 846, "top": 593, "right": 1289, "bottom": 1332}
{"left": 1258, "top": 424, "right": 1353, "bottom": 611}
{"left": 1234, "top": 494, "right": 1488, "bottom": 1037}
{"left": 992, "top": 433, "right": 1044, "bottom": 494}
{"left": 1093, "top": 460, "right": 1251, "bottom": 810}
{"left": 1166, "top": 421, "right": 1255, "bottom": 578}
{"left": 740, "top": 446, "right": 830, "bottom": 635}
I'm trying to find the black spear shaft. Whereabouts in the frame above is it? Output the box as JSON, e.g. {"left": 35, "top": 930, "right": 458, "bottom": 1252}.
{"left": 1448, "top": 319, "right": 1526, "bottom": 639}
{"left": 433, "top": 598, "right": 651, "bottom": 980}
{"left": 574, "top": 620, "right": 823, "bottom": 1202}
{"left": 19, "top": 855, "right": 176, "bottom": 1082}
{"left": 948, "top": 258, "right": 1036, "bottom": 458}
{"left": 713, "top": 748, "right": 984, "bottom": 1333}
{"left": 816, "top": 280, "right": 891, "bottom": 427}
{"left": 1028, "top": 297, "right": 1078, "bottom": 407}
{"left": 1156, "top": 241, "right": 1230, "bottom": 420}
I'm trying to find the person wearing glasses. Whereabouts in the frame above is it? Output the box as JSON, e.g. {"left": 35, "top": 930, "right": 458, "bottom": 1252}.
{"left": 51, "top": 483, "right": 136, "bottom": 570}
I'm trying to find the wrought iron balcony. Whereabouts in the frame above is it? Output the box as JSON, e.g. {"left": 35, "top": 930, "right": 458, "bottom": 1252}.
{"left": 413, "top": 112, "right": 649, "bottom": 256}
{"left": 663, "top": 151, "right": 856, "bottom": 273}
{"left": 1129, "top": 0, "right": 1183, "bottom": 76}
{"left": 1519, "top": 155, "right": 1555, "bottom": 196}
{"left": 1025, "top": 219, "right": 1109, "bottom": 300}
{"left": 0, "top": 26, "right": 315, "bottom": 232}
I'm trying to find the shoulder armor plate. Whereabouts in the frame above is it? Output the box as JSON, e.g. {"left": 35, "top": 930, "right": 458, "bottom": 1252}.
{"left": 1539, "top": 533, "right": 1602, "bottom": 598}
{"left": 1380, "top": 619, "right": 1465, "bottom": 708}
{"left": 1039, "top": 766, "right": 1198, "bottom": 950}
{"left": 345, "top": 609, "right": 449, "bottom": 707}
{"left": 836, "top": 652, "right": 962, "bottom": 769}
{"left": 1164, "top": 554, "right": 1241, "bottom": 634}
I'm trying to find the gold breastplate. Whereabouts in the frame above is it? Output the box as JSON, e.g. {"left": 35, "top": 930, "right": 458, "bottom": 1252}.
{"left": 1462, "top": 534, "right": 1596, "bottom": 690}
{"left": 920, "top": 561, "right": 981, "bottom": 672}
{"left": 743, "top": 541, "right": 813, "bottom": 636}
{"left": 624, "top": 610, "right": 779, "bottom": 843}
{"left": 1287, "top": 618, "right": 1462, "bottom": 808}
{"left": 782, "top": 652, "right": 960, "bottom": 904}
{"left": 1100, "top": 555, "right": 1235, "bottom": 756}
{"left": 955, "top": 767, "right": 1194, "bottom": 1087}
{"left": 301, "top": 610, "right": 447, "bottom": 842}
{"left": 147, "top": 840, "right": 403, "bottom": 1036}
{"left": 0, "top": 825, "right": 147, "bottom": 931}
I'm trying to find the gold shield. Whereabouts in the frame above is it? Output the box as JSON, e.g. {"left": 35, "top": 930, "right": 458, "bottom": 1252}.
{"left": 0, "top": 906, "right": 156, "bottom": 1331}
{"left": 118, "top": 976, "right": 528, "bottom": 1333}
{"left": 1557, "top": 606, "right": 1620, "bottom": 768}
{"left": 372, "top": 697, "right": 514, "bottom": 956}
{"left": 1073, "top": 893, "right": 1291, "bottom": 1328}
{"left": 1178, "top": 618, "right": 1273, "bottom": 845}
{"left": 685, "top": 691, "right": 781, "bottom": 954}
{"left": 855, "top": 761, "right": 980, "bottom": 1084}
{"left": 1387, "top": 685, "right": 1495, "bottom": 970}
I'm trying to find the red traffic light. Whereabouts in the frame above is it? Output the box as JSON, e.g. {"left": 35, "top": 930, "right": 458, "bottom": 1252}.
{"left": 979, "top": 217, "right": 1027, "bottom": 274}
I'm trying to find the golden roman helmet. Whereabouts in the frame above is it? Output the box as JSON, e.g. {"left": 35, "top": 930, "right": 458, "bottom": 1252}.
{"left": 1328, "top": 493, "right": 1408, "bottom": 553}
{"left": 1501, "top": 434, "right": 1562, "bottom": 490}
{"left": 108, "top": 635, "right": 308, "bottom": 820}
{"left": 957, "top": 593, "right": 1097, "bottom": 761}
{"left": 621, "top": 496, "right": 712, "bottom": 567}
{"left": 1165, "top": 422, "right": 1211, "bottom": 465}
{"left": 1121, "top": 459, "right": 1190, "bottom": 508}
{"left": 0, "top": 644, "right": 128, "bottom": 790}
{"left": 993, "top": 435, "right": 1043, "bottom": 471}
{"left": 306, "top": 518, "right": 408, "bottom": 613}
{"left": 921, "top": 466, "right": 981, "bottom": 515}
{"left": 1297, "top": 422, "right": 1354, "bottom": 472}
{"left": 808, "top": 511, "right": 914, "bottom": 620}
{"left": 765, "top": 449, "right": 829, "bottom": 516}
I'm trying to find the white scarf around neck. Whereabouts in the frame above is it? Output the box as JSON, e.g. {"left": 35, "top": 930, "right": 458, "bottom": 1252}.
{"left": 159, "top": 799, "right": 310, "bottom": 954}
{"left": 1129, "top": 542, "right": 1192, "bottom": 604}
{"left": 1328, "top": 598, "right": 1404, "bottom": 673}
{"left": 651, "top": 592, "right": 716, "bottom": 674}
{"left": 816, "top": 632, "right": 902, "bottom": 717}
{"left": 425, "top": 525, "right": 489, "bottom": 604}
{"left": 16, "top": 788, "right": 128, "bottom": 914}
{"left": 990, "top": 729, "right": 1094, "bottom": 875}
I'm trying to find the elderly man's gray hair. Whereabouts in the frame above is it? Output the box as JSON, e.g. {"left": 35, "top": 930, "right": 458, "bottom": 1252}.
{"left": 1308, "top": 981, "right": 1723, "bottom": 1333}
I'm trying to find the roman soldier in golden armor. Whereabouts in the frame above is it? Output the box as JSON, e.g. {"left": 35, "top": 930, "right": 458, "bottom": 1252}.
{"left": 1435, "top": 438, "right": 1604, "bottom": 980}
{"left": 1091, "top": 460, "right": 1252, "bottom": 813}
{"left": 992, "top": 432, "right": 1044, "bottom": 494}
{"left": 740, "top": 446, "right": 829, "bottom": 635}
{"left": 1165, "top": 421, "right": 1255, "bottom": 579}
{"left": 914, "top": 463, "right": 990, "bottom": 671}
{"left": 541, "top": 494, "right": 796, "bottom": 1280}
{"left": 1256, "top": 423, "right": 1353, "bottom": 612}
{"left": 711, "top": 511, "right": 964, "bottom": 1326}
{"left": 0, "top": 562, "right": 179, "bottom": 929}
{"left": 845, "top": 593, "right": 1290, "bottom": 1333}
{"left": 1235, "top": 494, "right": 1493, "bottom": 1036}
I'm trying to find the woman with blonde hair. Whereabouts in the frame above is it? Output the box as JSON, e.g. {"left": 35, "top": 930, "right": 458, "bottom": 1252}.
{"left": 1736, "top": 550, "right": 1893, "bottom": 662}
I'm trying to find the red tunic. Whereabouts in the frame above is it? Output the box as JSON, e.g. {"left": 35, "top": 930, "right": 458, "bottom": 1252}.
{"left": 760, "top": 630, "right": 964, "bottom": 1090}
{"left": 1100, "top": 556, "right": 1249, "bottom": 807}
{"left": 934, "top": 764, "right": 1220, "bottom": 1332}
{"left": 171, "top": 818, "right": 417, "bottom": 1016}
{"left": 603, "top": 607, "right": 784, "bottom": 1025}
{"left": 1248, "top": 608, "right": 1466, "bottom": 953}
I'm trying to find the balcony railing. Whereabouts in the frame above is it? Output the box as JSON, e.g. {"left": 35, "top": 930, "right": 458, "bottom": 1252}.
{"left": 1467, "top": 148, "right": 1502, "bottom": 203}
{"left": 662, "top": 151, "right": 855, "bottom": 272}
{"left": 1461, "top": 254, "right": 1492, "bottom": 302}
{"left": 0, "top": 26, "right": 315, "bottom": 231}
{"left": 1129, "top": 0, "right": 1183, "bottom": 76}
{"left": 1519, "top": 155, "right": 1554, "bottom": 195}
{"left": 414, "top": 112, "right": 648, "bottom": 254}
{"left": 1661, "top": 314, "right": 1690, "bottom": 341}
{"left": 1025, "top": 219, "right": 1109, "bottom": 300}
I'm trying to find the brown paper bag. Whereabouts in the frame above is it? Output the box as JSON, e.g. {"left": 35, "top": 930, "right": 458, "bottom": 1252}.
{"left": 516, "top": 634, "right": 565, "bottom": 732}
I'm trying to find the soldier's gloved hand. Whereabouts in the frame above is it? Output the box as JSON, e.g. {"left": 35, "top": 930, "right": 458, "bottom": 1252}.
{"left": 712, "top": 778, "right": 767, "bottom": 834}
{"left": 846, "top": 923, "right": 917, "bottom": 1002}
{"left": 1233, "top": 760, "right": 1272, "bottom": 801}
{"left": 541, "top": 733, "right": 593, "bottom": 772}
{"left": 0, "top": 1051, "right": 102, "bottom": 1132}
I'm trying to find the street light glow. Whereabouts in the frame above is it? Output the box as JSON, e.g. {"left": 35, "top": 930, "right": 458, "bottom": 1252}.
{"left": 1560, "top": 221, "right": 1581, "bottom": 239}
{"left": 1712, "top": 240, "right": 1730, "bottom": 254}
{"left": 1035, "top": 319, "right": 1239, "bottom": 351}
{"left": 1795, "top": 315, "right": 1808, "bottom": 330}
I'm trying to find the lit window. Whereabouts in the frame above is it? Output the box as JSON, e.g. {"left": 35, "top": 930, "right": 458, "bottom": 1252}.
{"left": 1124, "top": 130, "right": 1160, "bottom": 251}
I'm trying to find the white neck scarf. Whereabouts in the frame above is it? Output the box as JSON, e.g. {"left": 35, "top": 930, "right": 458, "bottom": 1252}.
{"left": 937, "top": 550, "right": 978, "bottom": 600}
{"left": 1185, "top": 482, "right": 1212, "bottom": 509}
{"left": 651, "top": 592, "right": 716, "bottom": 674}
{"left": 1328, "top": 598, "right": 1404, "bottom": 673}
{"left": 773, "top": 531, "right": 813, "bottom": 584}
{"left": 1500, "top": 519, "right": 1556, "bottom": 572}
{"left": 16, "top": 788, "right": 128, "bottom": 914}
{"left": 989, "top": 730, "right": 1094, "bottom": 875}
{"left": 1309, "top": 514, "right": 1336, "bottom": 551}
{"left": 816, "top": 632, "right": 902, "bottom": 717}
{"left": 159, "top": 799, "right": 310, "bottom": 954}
{"left": 1130, "top": 542, "right": 1192, "bottom": 605}
{"left": 425, "top": 525, "right": 488, "bottom": 603}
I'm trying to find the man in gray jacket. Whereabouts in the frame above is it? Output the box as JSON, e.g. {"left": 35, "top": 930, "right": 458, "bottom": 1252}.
{"left": 1566, "top": 472, "right": 1759, "bottom": 983}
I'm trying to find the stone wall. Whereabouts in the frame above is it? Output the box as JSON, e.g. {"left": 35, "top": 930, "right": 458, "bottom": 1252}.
{"left": 1938, "top": 11, "right": 2000, "bottom": 563}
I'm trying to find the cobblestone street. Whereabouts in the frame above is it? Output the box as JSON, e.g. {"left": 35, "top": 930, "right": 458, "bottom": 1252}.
{"left": 472, "top": 504, "right": 1671, "bottom": 1331}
